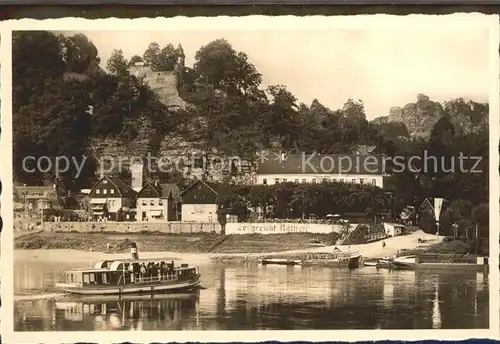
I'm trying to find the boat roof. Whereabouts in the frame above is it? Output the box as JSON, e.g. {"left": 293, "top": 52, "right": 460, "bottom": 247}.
{"left": 66, "top": 268, "right": 108, "bottom": 273}
{"left": 97, "top": 258, "right": 179, "bottom": 264}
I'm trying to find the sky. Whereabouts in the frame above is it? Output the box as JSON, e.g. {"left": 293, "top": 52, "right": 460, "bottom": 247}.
{"left": 65, "top": 29, "right": 490, "bottom": 120}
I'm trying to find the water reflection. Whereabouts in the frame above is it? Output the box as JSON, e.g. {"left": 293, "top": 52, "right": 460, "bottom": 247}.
{"left": 14, "top": 262, "right": 489, "bottom": 330}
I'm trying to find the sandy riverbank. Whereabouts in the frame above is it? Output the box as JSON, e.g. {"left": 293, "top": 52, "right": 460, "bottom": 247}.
{"left": 14, "top": 230, "right": 439, "bottom": 264}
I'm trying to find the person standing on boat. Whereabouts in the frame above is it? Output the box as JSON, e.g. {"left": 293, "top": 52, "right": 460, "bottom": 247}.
{"left": 128, "top": 263, "right": 135, "bottom": 283}
{"left": 140, "top": 263, "right": 147, "bottom": 282}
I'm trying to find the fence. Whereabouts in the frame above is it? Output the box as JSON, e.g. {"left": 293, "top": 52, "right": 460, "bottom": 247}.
{"left": 43, "top": 221, "right": 222, "bottom": 234}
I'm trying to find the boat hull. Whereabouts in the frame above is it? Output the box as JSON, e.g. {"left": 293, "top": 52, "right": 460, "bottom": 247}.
{"left": 376, "top": 259, "right": 393, "bottom": 269}
{"left": 417, "top": 263, "right": 486, "bottom": 271}
{"left": 301, "top": 254, "right": 362, "bottom": 269}
{"left": 391, "top": 261, "right": 487, "bottom": 272}
{"left": 55, "top": 276, "right": 201, "bottom": 295}
{"left": 55, "top": 291, "right": 200, "bottom": 303}
{"left": 260, "top": 259, "right": 301, "bottom": 266}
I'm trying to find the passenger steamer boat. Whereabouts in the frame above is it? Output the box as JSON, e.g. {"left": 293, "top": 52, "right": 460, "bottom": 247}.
{"left": 55, "top": 246, "right": 201, "bottom": 295}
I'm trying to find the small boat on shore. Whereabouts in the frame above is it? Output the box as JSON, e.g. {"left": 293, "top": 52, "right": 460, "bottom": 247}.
{"left": 391, "top": 255, "right": 416, "bottom": 269}
{"left": 392, "top": 254, "right": 489, "bottom": 272}
{"left": 376, "top": 258, "right": 394, "bottom": 269}
{"left": 260, "top": 258, "right": 301, "bottom": 266}
{"left": 300, "top": 252, "right": 362, "bottom": 269}
{"left": 55, "top": 247, "right": 201, "bottom": 295}
{"left": 363, "top": 261, "right": 378, "bottom": 267}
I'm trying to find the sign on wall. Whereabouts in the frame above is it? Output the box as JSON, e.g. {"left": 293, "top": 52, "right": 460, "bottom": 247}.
{"left": 225, "top": 222, "right": 350, "bottom": 235}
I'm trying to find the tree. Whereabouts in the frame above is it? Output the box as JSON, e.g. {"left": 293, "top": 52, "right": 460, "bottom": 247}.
{"left": 14, "top": 78, "right": 93, "bottom": 190}
{"left": 262, "top": 85, "right": 301, "bottom": 150}
{"left": 143, "top": 42, "right": 161, "bottom": 69}
{"left": 194, "top": 39, "right": 262, "bottom": 94}
{"left": 128, "top": 54, "right": 144, "bottom": 66}
{"left": 13, "top": 31, "right": 65, "bottom": 112}
{"left": 106, "top": 49, "right": 129, "bottom": 75}
{"left": 59, "top": 33, "right": 100, "bottom": 74}
{"left": 471, "top": 203, "right": 488, "bottom": 227}
{"left": 157, "top": 44, "right": 178, "bottom": 71}
{"left": 341, "top": 98, "right": 368, "bottom": 144}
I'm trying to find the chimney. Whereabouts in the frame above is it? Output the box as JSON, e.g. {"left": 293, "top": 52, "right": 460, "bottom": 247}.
{"left": 130, "top": 242, "right": 139, "bottom": 260}
{"left": 131, "top": 163, "right": 144, "bottom": 192}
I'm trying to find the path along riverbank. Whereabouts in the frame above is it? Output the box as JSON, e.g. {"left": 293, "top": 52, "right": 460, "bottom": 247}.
{"left": 14, "top": 230, "right": 440, "bottom": 265}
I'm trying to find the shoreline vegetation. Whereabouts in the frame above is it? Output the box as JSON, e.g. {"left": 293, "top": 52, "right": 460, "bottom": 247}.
{"left": 15, "top": 230, "right": 447, "bottom": 264}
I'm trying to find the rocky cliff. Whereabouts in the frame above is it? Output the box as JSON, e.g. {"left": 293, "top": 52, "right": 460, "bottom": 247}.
{"left": 129, "top": 65, "right": 188, "bottom": 111}
{"left": 372, "top": 94, "right": 487, "bottom": 138}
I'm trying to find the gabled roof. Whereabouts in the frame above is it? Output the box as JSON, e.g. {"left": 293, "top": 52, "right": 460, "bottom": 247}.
{"left": 137, "top": 181, "right": 162, "bottom": 198}
{"left": 256, "top": 153, "right": 384, "bottom": 175}
{"left": 136, "top": 182, "right": 181, "bottom": 201}
{"left": 180, "top": 179, "right": 219, "bottom": 196}
{"left": 160, "top": 183, "right": 181, "bottom": 201}
{"left": 91, "top": 176, "right": 137, "bottom": 198}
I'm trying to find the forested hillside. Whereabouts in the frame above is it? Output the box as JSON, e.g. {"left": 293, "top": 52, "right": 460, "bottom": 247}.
{"left": 12, "top": 31, "right": 489, "bottom": 233}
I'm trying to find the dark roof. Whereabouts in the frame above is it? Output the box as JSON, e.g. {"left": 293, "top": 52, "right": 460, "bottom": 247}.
{"left": 256, "top": 154, "right": 384, "bottom": 175}
{"left": 180, "top": 179, "right": 219, "bottom": 196}
{"left": 136, "top": 181, "right": 181, "bottom": 201}
{"left": 160, "top": 183, "right": 181, "bottom": 201}
{"left": 94, "top": 176, "right": 137, "bottom": 198}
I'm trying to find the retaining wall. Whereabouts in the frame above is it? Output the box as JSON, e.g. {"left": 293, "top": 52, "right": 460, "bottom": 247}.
{"left": 43, "top": 221, "right": 222, "bottom": 234}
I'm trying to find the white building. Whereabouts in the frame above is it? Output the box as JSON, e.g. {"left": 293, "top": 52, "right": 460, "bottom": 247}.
{"left": 255, "top": 152, "right": 385, "bottom": 188}
{"left": 136, "top": 181, "right": 181, "bottom": 222}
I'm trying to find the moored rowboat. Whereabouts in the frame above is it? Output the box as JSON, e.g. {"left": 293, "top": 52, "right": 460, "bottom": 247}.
{"left": 260, "top": 258, "right": 301, "bottom": 266}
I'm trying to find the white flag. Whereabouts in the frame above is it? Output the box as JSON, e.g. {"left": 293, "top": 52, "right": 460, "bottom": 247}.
{"left": 434, "top": 198, "right": 444, "bottom": 221}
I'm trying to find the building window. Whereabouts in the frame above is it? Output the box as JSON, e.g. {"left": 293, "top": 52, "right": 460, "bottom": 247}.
{"left": 96, "top": 189, "right": 100, "bottom": 194}
{"left": 294, "top": 179, "right": 299, "bottom": 183}
{"left": 322, "top": 178, "right": 327, "bottom": 183}
{"left": 372, "top": 179, "right": 376, "bottom": 185}
{"left": 283, "top": 178, "right": 287, "bottom": 182}
{"left": 110, "top": 189, "right": 114, "bottom": 195}
{"left": 352, "top": 179, "right": 356, "bottom": 184}
{"left": 263, "top": 178, "right": 267, "bottom": 185}
{"left": 159, "top": 200, "right": 163, "bottom": 206}
{"left": 142, "top": 200, "right": 147, "bottom": 206}
{"left": 302, "top": 179, "right": 306, "bottom": 183}
{"left": 103, "top": 180, "right": 108, "bottom": 184}
{"left": 360, "top": 179, "right": 364, "bottom": 185}
{"left": 275, "top": 178, "right": 280, "bottom": 184}
{"left": 312, "top": 179, "right": 316, "bottom": 183}
{"left": 103, "top": 189, "right": 107, "bottom": 195}
{"left": 150, "top": 200, "right": 155, "bottom": 206}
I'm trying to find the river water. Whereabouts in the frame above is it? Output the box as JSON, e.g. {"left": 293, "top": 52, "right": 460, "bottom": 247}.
{"left": 14, "top": 259, "right": 489, "bottom": 330}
